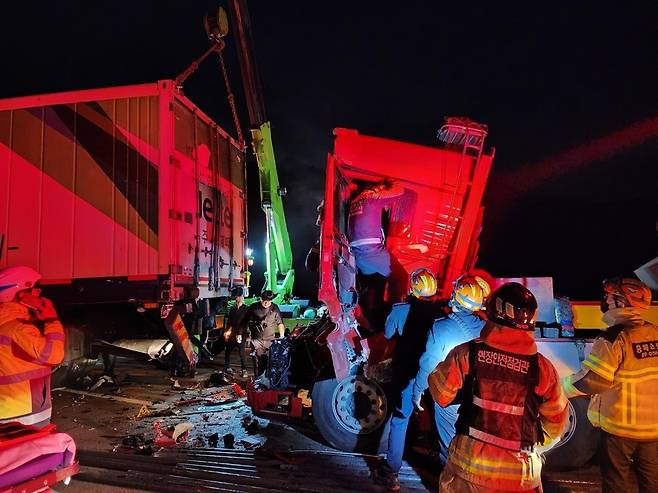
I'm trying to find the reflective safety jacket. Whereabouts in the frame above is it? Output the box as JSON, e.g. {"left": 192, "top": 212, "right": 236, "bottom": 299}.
{"left": 0, "top": 302, "right": 65, "bottom": 426}
{"left": 455, "top": 340, "right": 542, "bottom": 450}
{"left": 429, "top": 324, "right": 568, "bottom": 491}
{"left": 565, "top": 307, "right": 658, "bottom": 440}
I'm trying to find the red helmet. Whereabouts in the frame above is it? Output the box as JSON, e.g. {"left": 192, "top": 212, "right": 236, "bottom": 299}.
{"left": 601, "top": 277, "right": 651, "bottom": 313}
{"left": 486, "top": 282, "right": 537, "bottom": 331}
{"left": 0, "top": 266, "right": 42, "bottom": 303}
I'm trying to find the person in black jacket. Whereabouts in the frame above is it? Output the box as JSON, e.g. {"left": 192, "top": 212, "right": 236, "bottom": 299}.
{"left": 375, "top": 268, "right": 445, "bottom": 491}
{"left": 220, "top": 287, "right": 249, "bottom": 377}
{"left": 240, "top": 290, "right": 285, "bottom": 377}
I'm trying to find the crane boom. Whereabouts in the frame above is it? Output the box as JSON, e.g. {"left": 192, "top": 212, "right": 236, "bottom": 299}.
{"left": 227, "top": 0, "right": 294, "bottom": 301}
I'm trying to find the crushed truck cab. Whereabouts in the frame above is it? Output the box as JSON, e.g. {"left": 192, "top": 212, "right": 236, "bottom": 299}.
{"left": 302, "top": 119, "right": 635, "bottom": 468}
{"left": 320, "top": 123, "right": 493, "bottom": 383}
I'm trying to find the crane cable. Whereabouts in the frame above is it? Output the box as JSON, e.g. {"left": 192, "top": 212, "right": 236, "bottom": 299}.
{"left": 215, "top": 40, "right": 246, "bottom": 146}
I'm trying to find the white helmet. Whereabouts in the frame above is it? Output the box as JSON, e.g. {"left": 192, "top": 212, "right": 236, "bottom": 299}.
{"left": 0, "top": 266, "right": 42, "bottom": 303}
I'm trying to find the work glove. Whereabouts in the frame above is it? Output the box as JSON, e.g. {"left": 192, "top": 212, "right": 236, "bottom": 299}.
{"left": 35, "top": 297, "right": 58, "bottom": 322}
{"left": 236, "top": 334, "right": 242, "bottom": 344}
{"left": 412, "top": 387, "right": 424, "bottom": 412}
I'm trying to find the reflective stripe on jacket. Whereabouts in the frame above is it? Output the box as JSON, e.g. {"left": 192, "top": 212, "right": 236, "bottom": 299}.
{"left": 571, "top": 308, "right": 658, "bottom": 440}
{"left": 428, "top": 323, "right": 568, "bottom": 491}
{"left": 0, "top": 302, "right": 65, "bottom": 425}
{"left": 454, "top": 340, "right": 542, "bottom": 451}
{"left": 347, "top": 185, "right": 405, "bottom": 246}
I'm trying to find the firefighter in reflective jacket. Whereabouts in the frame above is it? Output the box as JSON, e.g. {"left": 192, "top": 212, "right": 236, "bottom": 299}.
{"left": 429, "top": 282, "right": 568, "bottom": 492}
{"left": 0, "top": 266, "right": 65, "bottom": 427}
{"left": 563, "top": 277, "right": 658, "bottom": 493}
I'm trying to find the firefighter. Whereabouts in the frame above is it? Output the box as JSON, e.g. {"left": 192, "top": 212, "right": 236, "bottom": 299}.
{"left": 221, "top": 287, "right": 249, "bottom": 378}
{"left": 240, "top": 289, "right": 285, "bottom": 377}
{"left": 375, "top": 268, "right": 444, "bottom": 492}
{"left": 429, "top": 282, "right": 568, "bottom": 492}
{"left": 348, "top": 180, "right": 406, "bottom": 329}
{"left": 0, "top": 266, "right": 65, "bottom": 427}
{"left": 562, "top": 277, "right": 658, "bottom": 493}
{"left": 412, "top": 274, "right": 490, "bottom": 465}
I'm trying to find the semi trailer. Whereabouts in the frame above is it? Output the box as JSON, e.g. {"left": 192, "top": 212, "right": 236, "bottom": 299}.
{"left": 0, "top": 80, "right": 248, "bottom": 376}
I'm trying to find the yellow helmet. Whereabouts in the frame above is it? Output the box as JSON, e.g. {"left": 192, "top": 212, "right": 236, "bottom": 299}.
{"left": 410, "top": 268, "right": 437, "bottom": 298}
{"left": 450, "top": 275, "right": 491, "bottom": 312}
{"left": 602, "top": 277, "right": 651, "bottom": 312}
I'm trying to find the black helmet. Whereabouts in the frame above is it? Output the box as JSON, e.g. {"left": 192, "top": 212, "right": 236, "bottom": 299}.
{"left": 486, "top": 282, "right": 537, "bottom": 331}
{"left": 231, "top": 286, "right": 244, "bottom": 297}
{"left": 260, "top": 289, "right": 276, "bottom": 301}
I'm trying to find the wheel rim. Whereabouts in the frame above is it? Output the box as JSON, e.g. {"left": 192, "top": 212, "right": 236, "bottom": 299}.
{"left": 539, "top": 399, "right": 577, "bottom": 454}
{"left": 331, "top": 375, "right": 387, "bottom": 435}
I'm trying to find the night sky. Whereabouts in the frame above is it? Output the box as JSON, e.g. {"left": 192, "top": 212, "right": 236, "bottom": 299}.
{"left": 2, "top": 1, "right": 657, "bottom": 301}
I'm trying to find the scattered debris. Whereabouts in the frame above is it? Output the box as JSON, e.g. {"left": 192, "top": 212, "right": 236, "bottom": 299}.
{"left": 132, "top": 405, "right": 152, "bottom": 421}
{"left": 89, "top": 374, "right": 119, "bottom": 391}
{"left": 297, "top": 389, "right": 312, "bottom": 407}
{"left": 121, "top": 434, "right": 146, "bottom": 448}
{"left": 208, "top": 371, "right": 229, "bottom": 386}
{"left": 153, "top": 421, "right": 191, "bottom": 447}
{"left": 241, "top": 415, "right": 261, "bottom": 435}
{"left": 239, "top": 436, "right": 261, "bottom": 449}
{"left": 231, "top": 382, "right": 246, "bottom": 397}
{"left": 207, "top": 432, "right": 219, "bottom": 448}
{"left": 174, "top": 397, "right": 207, "bottom": 407}
{"left": 53, "top": 388, "right": 153, "bottom": 407}
{"left": 172, "top": 422, "right": 194, "bottom": 441}
{"left": 223, "top": 433, "right": 235, "bottom": 449}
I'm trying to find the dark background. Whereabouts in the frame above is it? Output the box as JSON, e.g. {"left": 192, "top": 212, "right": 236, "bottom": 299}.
{"left": 1, "top": 1, "right": 656, "bottom": 300}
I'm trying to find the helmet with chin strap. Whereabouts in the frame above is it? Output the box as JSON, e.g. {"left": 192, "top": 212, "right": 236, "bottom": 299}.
{"left": 410, "top": 268, "right": 437, "bottom": 299}
{"left": 486, "top": 282, "right": 537, "bottom": 331}
{"left": 0, "top": 266, "right": 42, "bottom": 303}
{"left": 450, "top": 275, "right": 491, "bottom": 312}
{"left": 601, "top": 277, "right": 651, "bottom": 313}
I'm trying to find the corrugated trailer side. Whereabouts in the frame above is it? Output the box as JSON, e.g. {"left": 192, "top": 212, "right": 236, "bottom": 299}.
{"left": 0, "top": 80, "right": 246, "bottom": 306}
{"left": 165, "top": 83, "right": 247, "bottom": 302}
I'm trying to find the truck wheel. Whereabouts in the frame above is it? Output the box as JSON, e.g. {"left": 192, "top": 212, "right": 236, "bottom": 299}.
{"left": 543, "top": 397, "right": 600, "bottom": 470}
{"left": 312, "top": 376, "right": 390, "bottom": 453}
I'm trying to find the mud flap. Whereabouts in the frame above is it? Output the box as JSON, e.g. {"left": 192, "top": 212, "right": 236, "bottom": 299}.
{"left": 164, "top": 307, "right": 198, "bottom": 375}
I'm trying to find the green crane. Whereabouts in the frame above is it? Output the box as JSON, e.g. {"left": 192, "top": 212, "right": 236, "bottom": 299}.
{"left": 250, "top": 122, "right": 294, "bottom": 302}
{"left": 206, "top": 0, "right": 294, "bottom": 303}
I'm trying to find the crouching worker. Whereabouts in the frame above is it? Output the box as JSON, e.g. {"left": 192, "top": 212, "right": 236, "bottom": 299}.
{"left": 241, "top": 290, "right": 285, "bottom": 377}
{"left": 429, "top": 282, "right": 567, "bottom": 492}
{"left": 375, "top": 268, "right": 443, "bottom": 492}
{"left": 0, "top": 266, "right": 65, "bottom": 428}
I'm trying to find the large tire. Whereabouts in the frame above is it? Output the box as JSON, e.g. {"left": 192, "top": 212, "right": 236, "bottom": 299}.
{"left": 312, "top": 376, "right": 391, "bottom": 453}
{"left": 543, "top": 396, "right": 600, "bottom": 470}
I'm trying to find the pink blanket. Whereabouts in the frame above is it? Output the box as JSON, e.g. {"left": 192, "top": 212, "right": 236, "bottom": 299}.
{"left": 0, "top": 432, "right": 76, "bottom": 475}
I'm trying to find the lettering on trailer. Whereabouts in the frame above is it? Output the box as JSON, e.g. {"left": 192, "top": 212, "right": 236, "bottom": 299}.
{"left": 477, "top": 349, "right": 530, "bottom": 374}
{"left": 198, "top": 190, "right": 232, "bottom": 227}
{"left": 198, "top": 188, "right": 233, "bottom": 257}
{"left": 632, "top": 341, "right": 658, "bottom": 360}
